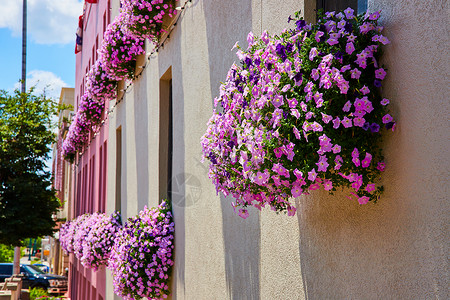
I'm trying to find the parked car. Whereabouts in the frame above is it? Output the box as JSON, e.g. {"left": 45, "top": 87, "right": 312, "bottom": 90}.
{"left": 0, "top": 263, "right": 67, "bottom": 294}
{"left": 32, "top": 263, "right": 50, "bottom": 273}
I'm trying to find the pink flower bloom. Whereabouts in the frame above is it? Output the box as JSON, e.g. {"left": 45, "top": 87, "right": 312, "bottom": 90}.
{"left": 333, "top": 117, "right": 341, "bottom": 129}
{"left": 382, "top": 114, "right": 393, "bottom": 124}
{"left": 287, "top": 206, "right": 297, "bottom": 216}
{"left": 309, "top": 183, "right": 321, "bottom": 190}
{"left": 293, "top": 169, "right": 303, "bottom": 180}
{"left": 300, "top": 101, "right": 308, "bottom": 112}
{"left": 359, "top": 22, "right": 373, "bottom": 34}
{"left": 311, "top": 68, "right": 320, "bottom": 81}
{"left": 343, "top": 100, "right": 352, "bottom": 112}
{"left": 308, "top": 168, "right": 317, "bottom": 182}
{"left": 291, "top": 109, "right": 300, "bottom": 119}
{"left": 293, "top": 126, "right": 301, "bottom": 139}
{"left": 351, "top": 175, "right": 363, "bottom": 190}
{"left": 305, "top": 112, "right": 314, "bottom": 119}
{"left": 272, "top": 175, "right": 282, "bottom": 187}
{"left": 321, "top": 113, "right": 332, "bottom": 124}
{"left": 332, "top": 144, "right": 341, "bottom": 154}
{"left": 361, "top": 152, "right": 372, "bottom": 168}
{"left": 287, "top": 98, "right": 298, "bottom": 108}
{"left": 314, "top": 92, "right": 324, "bottom": 107}
{"left": 350, "top": 68, "right": 361, "bottom": 79}
{"left": 341, "top": 64, "right": 351, "bottom": 72}
{"left": 358, "top": 196, "right": 369, "bottom": 205}
{"left": 272, "top": 95, "right": 284, "bottom": 108}
{"left": 369, "top": 11, "right": 380, "bottom": 20}
{"left": 366, "top": 184, "right": 376, "bottom": 193}
{"left": 346, "top": 42, "right": 355, "bottom": 55}
{"left": 375, "top": 68, "right": 387, "bottom": 80}
{"left": 347, "top": 34, "right": 356, "bottom": 42}
{"left": 378, "top": 35, "right": 390, "bottom": 45}
{"left": 247, "top": 31, "right": 255, "bottom": 47}
{"left": 360, "top": 85, "right": 370, "bottom": 95}
{"left": 342, "top": 117, "right": 353, "bottom": 128}
{"left": 377, "top": 162, "right": 385, "bottom": 171}
{"left": 381, "top": 98, "right": 390, "bottom": 105}
{"left": 315, "top": 31, "right": 324, "bottom": 42}
{"left": 327, "top": 38, "right": 339, "bottom": 46}
{"left": 352, "top": 148, "right": 359, "bottom": 158}
{"left": 253, "top": 170, "right": 269, "bottom": 185}
{"left": 274, "top": 147, "right": 283, "bottom": 158}
{"left": 261, "top": 30, "right": 270, "bottom": 44}
{"left": 316, "top": 156, "right": 329, "bottom": 172}
{"left": 291, "top": 184, "right": 303, "bottom": 197}
{"left": 238, "top": 209, "right": 249, "bottom": 219}
{"left": 354, "top": 117, "right": 366, "bottom": 127}
{"left": 311, "top": 122, "right": 323, "bottom": 132}
{"left": 309, "top": 47, "right": 318, "bottom": 61}
{"left": 323, "top": 180, "right": 333, "bottom": 191}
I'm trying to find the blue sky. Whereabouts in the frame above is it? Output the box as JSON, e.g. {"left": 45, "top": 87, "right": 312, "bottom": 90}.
{"left": 0, "top": 0, "right": 84, "bottom": 99}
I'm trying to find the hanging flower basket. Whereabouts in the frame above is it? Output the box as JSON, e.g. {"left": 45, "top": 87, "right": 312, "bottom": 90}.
{"left": 86, "top": 60, "right": 118, "bottom": 101}
{"left": 121, "top": 0, "right": 178, "bottom": 42}
{"left": 60, "top": 212, "right": 122, "bottom": 270}
{"left": 99, "top": 13, "right": 146, "bottom": 81}
{"left": 62, "top": 114, "right": 90, "bottom": 162}
{"left": 109, "top": 200, "right": 175, "bottom": 300}
{"left": 201, "top": 8, "right": 394, "bottom": 217}
{"left": 81, "top": 212, "right": 122, "bottom": 270}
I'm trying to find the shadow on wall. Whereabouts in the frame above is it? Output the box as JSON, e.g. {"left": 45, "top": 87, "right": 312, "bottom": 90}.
{"left": 159, "top": 24, "right": 187, "bottom": 300}
{"left": 203, "top": 1, "right": 261, "bottom": 299}
{"left": 296, "top": 184, "right": 445, "bottom": 299}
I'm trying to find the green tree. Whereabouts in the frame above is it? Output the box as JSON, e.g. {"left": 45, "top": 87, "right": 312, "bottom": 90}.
{"left": 0, "top": 87, "right": 62, "bottom": 246}
{"left": 0, "top": 243, "right": 15, "bottom": 262}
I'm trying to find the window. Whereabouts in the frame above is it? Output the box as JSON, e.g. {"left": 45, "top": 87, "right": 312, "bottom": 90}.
{"left": 317, "top": 0, "right": 367, "bottom": 14}
{"left": 0, "top": 264, "right": 13, "bottom": 275}
{"left": 159, "top": 67, "right": 173, "bottom": 201}
{"left": 115, "top": 127, "right": 122, "bottom": 212}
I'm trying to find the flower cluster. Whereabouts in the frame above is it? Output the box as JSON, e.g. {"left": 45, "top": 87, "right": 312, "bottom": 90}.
{"left": 62, "top": 1, "right": 177, "bottom": 163}
{"left": 61, "top": 93, "right": 104, "bottom": 162}
{"left": 85, "top": 60, "right": 118, "bottom": 101}
{"left": 98, "top": 13, "right": 146, "bottom": 81}
{"left": 201, "top": 8, "right": 394, "bottom": 217}
{"left": 109, "top": 200, "right": 174, "bottom": 300}
{"left": 82, "top": 211, "right": 122, "bottom": 270}
{"left": 60, "top": 214, "right": 89, "bottom": 254}
{"left": 120, "top": 0, "right": 177, "bottom": 42}
{"left": 59, "top": 212, "right": 122, "bottom": 270}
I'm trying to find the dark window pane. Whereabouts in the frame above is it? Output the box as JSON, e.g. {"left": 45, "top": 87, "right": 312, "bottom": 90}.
{"left": 317, "top": 0, "right": 367, "bottom": 13}
{"left": 0, "top": 264, "right": 13, "bottom": 275}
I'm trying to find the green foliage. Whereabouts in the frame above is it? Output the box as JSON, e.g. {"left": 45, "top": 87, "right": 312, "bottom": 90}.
{"left": 0, "top": 88, "right": 62, "bottom": 246}
{"left": 29, "top": 287, "right": 48, "bottom": 300}
{"left": 0, "top": 244, "right": 14, "bottom": 262}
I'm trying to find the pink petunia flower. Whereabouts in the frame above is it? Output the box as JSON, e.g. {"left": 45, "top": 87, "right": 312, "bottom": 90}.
{"left": 375, "top": 68, "right": 387, "bottom": 80}
{"left": 358, "top": 196, "right": 370, "bottom": 205}
{"left": 380, "top": 98, "right": 390, "bottom": 106}
{"left": 308, "top": 168, "right": 317, "bottom": 182}
{"left": 382, "top": 114, "right": 393, "bottom": 124}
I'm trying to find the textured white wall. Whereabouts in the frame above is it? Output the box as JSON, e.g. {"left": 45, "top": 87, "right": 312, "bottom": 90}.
{"left": 293, "top": 0, "right": 449, "bottom": 298}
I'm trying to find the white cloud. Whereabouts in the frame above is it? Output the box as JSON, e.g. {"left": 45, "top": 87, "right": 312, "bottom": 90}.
{"left": 0, "top": 0, "right": 83, "bottom": 45}
{"left": 14, "top": 70, "right": 68, "bottom": 99}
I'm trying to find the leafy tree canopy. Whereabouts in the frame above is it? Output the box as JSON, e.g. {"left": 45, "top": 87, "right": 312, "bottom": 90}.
{"left": 0, "top": 87, "right": 64, "bottom": 246}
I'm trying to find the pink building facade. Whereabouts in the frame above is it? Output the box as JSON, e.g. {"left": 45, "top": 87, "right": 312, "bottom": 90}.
{"left": 69, "top": 1, "right": 111, "bottom": 300}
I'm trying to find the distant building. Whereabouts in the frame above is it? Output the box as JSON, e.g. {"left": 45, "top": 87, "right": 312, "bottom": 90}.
{"left": 50, "top": 87, "right": 74, "bottom": 276}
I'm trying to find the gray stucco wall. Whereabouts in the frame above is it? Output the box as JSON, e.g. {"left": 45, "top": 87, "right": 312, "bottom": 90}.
{"left": 105, "top": 0, "right": 449, "bottom": 299}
